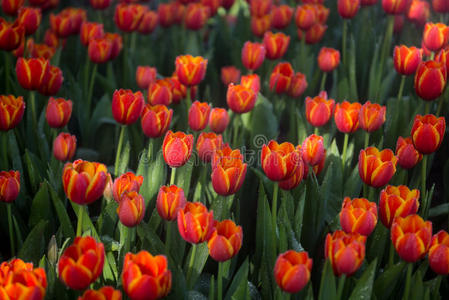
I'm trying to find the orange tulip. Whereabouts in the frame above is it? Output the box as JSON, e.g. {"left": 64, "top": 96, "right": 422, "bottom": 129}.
{"left": 395, "top": 136, "right": 422, "bottom": 169}
{"left": 411, "top": 114, "right": 445, "bottom": 154}
{"left": 177, "top": 201, "right": 215, "bottom": 244}
{"left": 112, "top": 172, "right": 143, "bottom": 204}
{"left": 148, "top": 79, "right": 173, "bottom": 106}
{"left": 249, "top": 0, "right": 272, "bottom": 17}
{"left": 393, "top": 45, "right": 422, "bottom": 76}
{"left": 0, "top": 95, "right": 25, "bottom": 131}
{"left": 137, "top": 10, "right": 158, "bottom": 34}
{"left": 114, "top": 3, "right": 146, "bottom": 32}
{"left": 53, "top": 132, "right": 77, "bottom": 162}
{"left": 294, "top": 4, "right": 317, "bottom": 31}
{"left": 325, "top": 230, "right": 366, "bottom": 276}
{"left": 240, "top": 74, "right": 260, "bottom": 94}
{"left": 211, "top": 145, "right": 247, "bottom": 196}
{"left": 15, "top": 57, "right": 50, "bottom": 91}
{"left": 274, "top": 250, "right": 312, "bottom": 293}
{"left": 136, "top": 66, "right": 157, "bottom": 90}
{"left": 263, "top": 31, "right": 290, "bottom": 60}
{"left": 196, "top": 132, "right": 223, "bottom": 162}
{"left": 105, "top": 32, "right": 123, "bottom": 60}
{"left": 338, "top": 0, "right": 360, "bottom": 18}
{"left": 141, "top": 104, "right": 173, "bottom": 138}
{"left": 340, "top": 197, "right": 378, "bottom": 236}
{"left": 207, "top": 219, "right": 243, "bottom": 262}
{"left": 358, "top": 147, "right": 397, "bottom": 188}
{"left": 80, "top": 22, "right": 104, "bottom": 46}
{"left": 391, "top": 214, "right": 432, "bottom": 262}
{"left": 112, "top": 89, "right": 145, "bottom": 125}
{"left": 288, "top": 72, "right": 308, "bottom": 98}
{"left": 0, "top": 170, "right": 20, "bottom": 203}
{"left": 227, "top": 83, "right": 257, "bottom": 114}
{"left": 305, "top": 91, "right": 335, "bottom": 127}
{"left": 208, "top": 108, "right": 229, "bottom": 134}
{"left": 175, "top": 55, "right": 208, "bottom": 87}
{"left": 58, "top": 236, "right": 105, "bottom": 290}
{"left": 221, "top": 66, "right": 241, "bottom": 86}
{"left": 117, "top": 191, "right": 145, "bottom": 227}
{"left": 334, "top": 101, "right": 361, "bottom": 133}
{"left": 414, "top": 60, "right": 447, "bottom": 101}
{"left": 241, "top": 41, "right": 266, "bottom": 71}
{"left": 188, "top": 101, "right": 211, "bottom": 131}
{"left": 423, "top": 22, "right": 449, "bottom": 52}
{"left": 279, "top": 152, "right": 305, "bottom": 190}
{"left": 78, "top": 286, "right": 122, "bottom": 300}
{"left": 122, "top": 251, "right": 172, "bottom": 300}
{"left": 157, "top": 185, "right": 186, "bottom": 221}
{"left": 429, "top": 230, "right": 449, "bottom": 275}
{"left": 261, "top": 140, "right": 301, "bottom": 181}
{"left": 46, "top": 97, "right": 72, "bottom": 128}
{"left": 318, "top": 47, "right": 341, "bottom": 72}
{"left": 302, "top": 134, "right": 324, "bottom": 166}
{"left": 269, "top": 62, "right": 294, "bottom": 94}
{"left": 379, "top": 185, "right": 419, "bottom": 228}
{"left": 162, "top": 131, "right": 194, "bottom": 167}
{"left": 358, "top": 101, "right": 386, "bottom": 132}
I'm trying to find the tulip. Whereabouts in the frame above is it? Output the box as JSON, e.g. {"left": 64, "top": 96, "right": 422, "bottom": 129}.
{"left": 112, "top": 172, "right": 143, "bottom": 203}
{"left": 122, "top": 251, "right": 172, "bottom": 300}
{"left": 274, "top": 250, "right": 312, "bottom": 293}
{"left": 423, "top": 22, "right": 449, "bottom": 52}
{"left": 251, "top": 15, "right": 271, "bottom": 38}
{"left": 78, "top": 286, "right": 122, "bottom": 300}
{"left": 39, "top": 65, "right": 63, "bottom": 96}
{"left": 211, "top": 145, "right": 247, "bottom": 196}
{"left": 408, "top": 0, "right": 429, "bottom": 23}
{"left": 250, "top": 0, "right": 272, "bottom": 17}
{"left": 196, "top": 132, "right": 223, "bottom": 162}
{"left": 1, "top": 0, "right": 24, "bottom": 16}
{"left": 221, "top": 66, "right": 241, "bottom": 86}
{"left": 0, "top": 18, "right": 24, "bottom": 51}
{"left": 44, "top": 29, "right": 60, "bottom": 48}
{"left": 31, "top": 43, "right": 56, "bottom": 60}
{"left": 157, "top": 185, "right": 186, "bottom": 221}
{"left": 112, "top": 89, "right": 145, "bottom": 125}
{"left": 162, "top": 131, "right": 194, "bottom": 167}
{"left": 58, "top": 236, "right": 105, "bottom": 290}
{"left": 45, "top": 97, "right": 72, "bottom": 128}
{"left": 105, "top": 33, "right": 123, "bottom": 60}
{"left": 15, "top": 57, "right": 50, "bottom": 90}
{"left": 358, "top": 147, "right": 397, "bottom": 188}
{"left": 188, "top": 101, "right": 211, "bottom": 131}
{"left": 288, "top": 72, "right": 308, "bottom": 98}
{"left": 226, "top": 83, "right": 257, "bottom": 114}
{"left": 137, "top": 10, "right": 158, "bottom": 34}
{"left": 0, "top": 95, "right": 25, "bottom": 131}
{"left": 177, "top": 201, "right": 215, "bottom": 244}
{"left": 62, "top": 8, "right": 86, "bottom": 35}
{"left": 340, "top": 197, "right": 378, "bottom": 236}
{"left": 157, "top": 3, "right": 174, "bottom": 28}
{"left": 302, "top": 23, "right": 327, "bottom": 44}
{"left": 393, "top": 15, "right": 405, "bottom": 33}
{"left": 241, "top": 41, "right": 266, "bottom": 71}
{"left": 395, "top": 136, "right": 422, "bottom": 169}
{"left": 222, "top": 0, "right": 235, "bottom": 9}
{"left": 436, "top": 47, "right": 449, "bottom": 74}
{"left": 432, "top": 0, "right": 449, "bottom": 13}
{"left": 302, "top": 134, "right": 324, "bottom": 166}
{"left": 279, "top": 155, "right": 305, "bottom": 190}
{"left": 207, "top": 219, "right": 243, "bottom": 262}
{"left": 80, "top": 22, "right": 104, "bottom": 46}
{"left": 379, "top": 185, "right": 419, "bottom": 228}
{"left": 208, "top": 108, "right": 229, "bottom": 134}
{"left": 334, "top": 101, "right": 361, "bottom": 133}
{"left": 0, "top": 170, "right": 20, "bottom": 203}
{"left": 18, "top": 7, "right": 41, "bottom": 35}
{"left": 269, "top": 62, "right": 294, "bottom": 94}
{"left": 338, "top": 0, "right": 360, "bottom": 18}
{"left": 184, "top": 3, "right": 210, "bottom": 30}
{"left": 49, "top": 13, "right": 73, "bottom": 38}
{"left": 305, "top": 91, "right": 335, "bottom": 127}
{"left": 362, "top": 0, "right": 377, "bottom": 5}
{"left": 358, "top": 101, "right": 386, "bottom": 132}
{"left": 393, "top": 45, "right": 422, "bottom": 76}
{"left": 148, "top": 79, "right": 173, "bottom": 106}
{"left": 240, "top": 74, "right": 261, "bottom": 94}
{"left": 117, "top": 191, "right": 145, "bottom": 227}
{"left": 261, "top": 140, "right": 301, "bottom": 181}
{"left": 381, "top": 0, "right": 407, "bottom": 14}
{"left": 114, "top": 3, "right": 146, "bottom": 32}
{"left": 136, "top": 66, "right": 157, "bottom": 90}
{"left": 90, "top": 0, "right": 111, "bottom": 10}
{"left": 391, "top": 214, "right": 432, "bottom": 262}
{"left": 263, "top": 31, "right": 290, "bottom": 60}
{"left": 175, "top": 55, "right": 208, "bottom": 86}
{"left": 202, "top": 0, "right": 221, "bottom": 17}
{"left": 53, "top": 133, "right": 77, "bottom": 161}
{"left": 429, "top": 230, "right": 449, "bottom": 275}
{"left": 414, "top": 60, "right": 447, "bottom": 101}
{"left": 411, "top": 114, "right": 445, "bottom": 154}
{"left": 315, "top": 4, "right": 330, "bottom": 23}
{"left": 141, "top": 104, "right": 173, "bottom": 138}
{"left": 318, "top": 47, "right": 341, "bottom": 73}
{"left": 88, "top": 37, "right": 112, "bottom": 64}
{"left": 172, "top": 2, "right": 186, "bottom": 25}
{"left": 270, "top": 5, "right": 293, "bottom": 30}
{"left": 294, "top": 4, "right": 317, "bottom": 31}
{"left": 62, "top": 159, "right": 108, "bottom": 205}
{"left": 325, "top": 230, "right": 366, "bottom": 276}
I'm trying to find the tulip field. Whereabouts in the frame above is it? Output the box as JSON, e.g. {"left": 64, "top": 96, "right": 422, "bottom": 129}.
{"left": 2, "top": 0, "right": 449, "bottom": 299}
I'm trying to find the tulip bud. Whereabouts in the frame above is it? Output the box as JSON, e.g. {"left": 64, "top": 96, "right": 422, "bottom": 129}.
{"left": 177, "top": 201, "right": 215, "bottom": 244}
{"left": 112, "top": 172, "right": 143, "bottom": 203}
{"left": 263, "top": 31, "right": 290, "bottom": 60}
{"left": 221, "top": 66, "right": 241, "bottom": 86}
{"left": 361, "top": 0, "right": 377, "bottom": 5}
{"left": 432, "top": 0, "right": 449, "bottom": 13}
{"left": 16, "top": 57, "right": 49, "bottom": 90}
{"left": 112, "top": 89, "right": 145, "bottom": 125}
{"left": 0, "top": 95, "right": 25, "bottom": 131}
{"left": 393, "top": 15, "right": 404, "bottom": 33}
{"left": 288, "top": 72, "right": 308, "bottom": 98}
{"left": 141, "top": 104, "right": 173, "bottom": 138}
{"left": 62, "top": 159, "right": 108, "bottom": 205}
{"left": 391, "top": 214, "right": 432, "bottom": 262}
{"left": 202, "top": 0, "right": 221, "bottom": 17}
{"left": 338, "top": 0, "right": 360, "bottom": 18}
{"left": 423, "top": 22, "right": 449, "bottom": 52}
{"left": 340, "top": 197, "right": 378, "bottom": 236}
{"left": 157, "top": 185, "right": 186, "bottom": 221}
{"left": 207, "top": 219, "right": 243, "bottom": 262}
{"left": 379, "top": 185, "right": 419, "bottom": 228}
{"left": 222, "top": 0, "right": 235, "bottom": 9}
{"left": 0, "top": 18, "right": 24, "bottom": 51}
{"left": 80, "top": 22, "right": 104, "bottom": 46}
{"left": 184, "top": 3, "right": 210, "bottom": 30}
{"left": 208, "top": 108, "right": 229, "bottom": 133}
{"left": 58, "top": 236, "right": 105, "bottom": 290}
{"left": 44, "top": 29, "right": 60, "bottom": 48}
{"left": 114, "top": 3, "right": 146, "bottom": 32}
{"left": 261, "top": 140, "right": 301, "bottom": 181}
{"left": 175, "top": 55, "right": 208, "bottom": 86}
{"left": 46, "top": 97, "right": 72, "bottom": 128}
{"left": 88, "top": 37, "right": 112, "bottom": 64}
{"left": 53, "top": 132, "right": 77, "bottom": 161}
{"left": 318, "top": 47, "right": 341, "bottom": 73}
{"left": 157, "top": 3, "right": 174, "bottom": 28}
{"left": 411, "top": 114, "right": 445, "bottom": 154}
{"left": 382, "top": 0, "right": 407, "bottom": 14}
{"left": 188, "top": 101, "right": 211, "bottom": 131}
{"left": 39, "top": 65, "right": 63, "bottom": 96}
{"left": 1, "top": 0, "right": 24, "bottom": 16}
{"left": 136, "top": 66, "right": 157, "bottom": 90}
{"left": 274, "top": 250, "right": 312, "bottom": 293}
{"left": 393, "top": 45, "right": 422, "bottom": 76}
{"left": 302, "top": 134, "right": 324, "bottom": 166}
{"left": 270, "top": 5, "right": 293, "bottom": 30}
{"left": 49, "top": 13, "right": 73, "bottom": 38}
{"left": 358, "top": 147, "right": 397, "bottom": 188}
{"left": 162, "top": 131, "right": 194, "bottom": 167}
{"left": 122, "top": 251, "right": 172, "bottom": 300}
{"left": 395, "top": 136, "right": 422, "bottom": 169}
{"left": 148, "top": 79, "right": 173, "bottom": 106}
{"left": 18, "top": 7, "right": 41, "bottom": 36}
{"left": 251, "top": 15, "right": 271, "bottom": 37}
{"left": 358, "top": 101, "right": 386, "bottom": 132}
{"left": 408, "top": 0, "right": 430, "bottom": 26}
{"left": 31, "top": 43, "right": 56, "bottom": 60}
{"left": 414, "top": 60, "right": 447, "bottom": 101}
{"left": 196, "top": 132, "right": 223, "bottom": 162}
{"left": 279, "top": 152, "right": 305, "bottom": 190}
{"left": 117, "top": 191, "right": 145, "bottom": 227}
{"left": 429, "top": 230, "right": 449, "bottom": 275}
{"left": 227, "top": 83, "right": 257, "bottom": 114}
{"left": 325, "top": 230, "right": 366, "bottom": 276}
{"left": 269, "top": 62, "right": 294, "bottom": 94}
{"left": 241, "top": 41, "right": 266, "bottom": 71}
{"left": 138, "top": 10, "right": 158, "bottom": 34}
{"left": 250, "top": 0, "right": 272, "bottom": 17}
{"left": 0, "top": 170, "right": 20, "bottom": 203}
{"left": 294, "top": 4, "right": 317, "bottom": 31}
{"left": 90, "top": 0, "right": 112, "bottom": 10}
{"left": 305, "top": 91, "right": 335, "bottom": 127}
{"left": 240, "top": 74, "right": 261, "bottom": 94}
{"left": 302, "top": 23, "right": 327, "bottom": 45}
{"left": 105, "top": 32, "right": 123, "bottom": 60}
{"left": 79, "top": 286, "right": 122, "bottom": 300}
{"left": 334, "top": 101, "right": 361, "bottom": 133}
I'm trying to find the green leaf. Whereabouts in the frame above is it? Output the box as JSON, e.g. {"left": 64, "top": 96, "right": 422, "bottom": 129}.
{"left": 225, "top": 259, "right": 249, "bottom": 300}
{"left": 374, "top": 261, "right": 406, "bottom": 299}
{"left": 349, "top": 259, "right": 377, "bottom": 300}
{"left": 28, "top": 182, "right": 51, "bottom": 229}
{"left": 24, "top": 149, "right": 44, "bottom": 192}
{"left": 48, "top": 183, "right": 75, "bottom": 238}
{"left": 175, "top": 159, "right": 193, "bottom": 199}
{"left": 318, "top": 260, "right": 337, "bottom": 300}
{"left": 185, "top": 243, "right": 209, "bottom": 289}
{"left": 18, "top": 220, "right": 48, "bottom": 264}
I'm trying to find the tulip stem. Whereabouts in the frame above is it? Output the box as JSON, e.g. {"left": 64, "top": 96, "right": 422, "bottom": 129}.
{"left": 76, "top": 204, "right": 84, "bottom": 237}
{"left": 1, "top": 132, "right": 8, "bottom": 170}
{"left": 165, "top": 221, "right": 173, "bottom": 257}
{"left": 364, "top": 132, "right": 369, "bottom": 149}
{"left": 29, "top": 91, "right": 37, "bottom": 130}
{"left": 170, "top": 167, "right": 177, "bottom": 186}
{"left": 320, "top": 72, "right": 327, "bottom": 92}
{"left": 397, "top": 75, "right": 405, "bottom": 103}
{"left": 342, "top": 20, "right": 348, "bottom": 67}
{"left": 217, "top": 262, "right": 223, "bottom": 300}
{"left": 4, "top": 52, "right": 10, "bottom": 93}
{"left": 114, "top": 125, "right": 126, "bottom": 177}
{"left": 341, "top": 133, "right": 349, "bottom": 174}
{"left": 122, "top": 33, "right": 129, "bottom": 88}
{"left": 376, "top": 15, "right": 395, "bottom": 100}
{"left": 421, "top": 155, "right": 428, "bottom": 215}
{"left": 272, "top": 183, "right": 279, "bottom": 234}
{"left": 87, "top": 63, "right": 98, "bottom": 118}
{"left": 187, "top": 243, "right": 197, "bottom": 288}
{"left": 336, "top": 275, "right": 346, "bottom": 300}
{"left": 425, "top": 102, "right": 431, "bottom": 115}
{"left": 403, "top": 263, "right": 413, "bottom": 300}
{"left": 300, "top": 36, "right": 307, "bottom": 72}
{"left": 436, "top": 96, "right": 445, "bottom": 116}
{"left": 147, "top": 138, "right": 154, "bottom": 161}
{"left": 388, "top": 240, "right": 395, "bottom": 267}
{"left": 314, "top": 127, "right": 319, "bottom": 136}
{"left": 7, "top": 204, "right": 15, "bottom": 256}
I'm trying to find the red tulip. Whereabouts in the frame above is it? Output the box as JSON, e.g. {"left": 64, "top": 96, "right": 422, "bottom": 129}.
{"left": 157, "top": 185, "right": 186, "bottom": 221}
{"left": 274, "top": 250, "right": 312, "bottom": 293}
{"left": 18, "top": 7, "right": 41, "bottom": 35}
{"left": 338, "top": 0, "right": 360, "bottom": 18}
{"left": 208, "top": 108, "right": 229, "bottom": 134}
{"left": 288, "top": 72, "right": 308, "bottom": 98}
{"left": 240, "top": 74, "right": 261, "bottom": 94}
{"left": 137, "top": 10, "right": 158, "bottom": 34}
{"left": 0, "top": 95, "right": 25, "bottom": 131}
{"left": 379, "top": 185, "right": 420, "bottom": 228}
{"left": 207, "top": 219, "right": 243, "bottom": 261}
{"left": 270, "top": 5, "right": 293, "bottom": 30}
{"left": 263, "top": 31, "right": 290, "bottom": 60}
{"left": 141, "top": 104, "right": 173, "bottom": 138}
{"left": 136, "top": 66, "right": 157, "bottom": 90}
{"left": 211, "top": 145, "right": 247, "bottom": 196}
{"left": 429, "top": 230, "right": 449, "bottom": 275}
{"left": 227, "top": 83, "right": 257, "bottom": 114}
{"left": 340, "top": 197, "right": 378, "bottom": 236}
{"left": 294, "top": 4, "right": 317, "bottom": 31}
{"left": 269, "top": 62, "right": 294, "bottom": 94}
{"left": 184, "top": 3, "right": 210, "bottom": 30}
{"left": 382, "top": 0, "right": 407, "bottom": 14}
{"left": 162, "top": 131, "right": 194, "bottom": 167}
{"left": 414, "top": 60, "right": 447, "bottom": 101}
{"left": 177, "top": 201, "right": 215, "bottom": 244}
{"left": 175, "top": 55, "right": 208, "bottom": 86}
{"left": 112, "top": 172, "right": 143, "bottom": 203}
{"left": 318, "top": 47, "right": 341, "bottom": 72}
{"left": 221, "top": 66, "right": 241, "bottom": 86}
{"left": 250, "top": 15, "right": 271, "bottom": 38}
{"left": 0, "top": 18, "right": 24, "bottom": 51}
{"left": 334, "top": 101, "right": 361, "bottom": 133}
{"left": 78, "top": 286, "right": 122, "bottom": 300}
{"left": 358, "top": 101, "right": 386, "bottom": 132}
{"left": 0, "top": 170, "right": 20, "bottom": 203}
{"left": 1, "top": 0, "right": 24, "bottom": 16}
{"left": 305, "top": 91, "right": 335, "bottom": 127}
{"left": 393, "top": 45, "right": 422, "bottom": 76}
{"left": 53, "top": 132, "right": 77, "bottom": 162}
{"left": 358, "top": 147, "right": 397, "bottom": 188}
{"left": 46, "top": 97, "right": 72, "bottom": 128}
{"left": 117, "top": 191, "right": 145, "bottom": 227}
{"left": 411, "top": 114, "right": 445, "bottom": 154}
{"left": 114, "top": 3, "right": 147, "bottom": 32}
{"left": 241, "top": 41, "right": 266, "bottom": 71}
{"left": 395, "top": 136, "right": 422, "bottom": 169}
{"left": 423, "top": 22, "right": 449, "bottom": 52}
{"left": 196, "top": 132, "right": 223, "bottom": 162}
{"left": 261, "top": 140, "right": 301, "bottom": 181}
{"left": 188, "top": 101, "right": 211, "bottom": 131}
{"left": 15, "top": 57, "right": 50, "bottom": 91}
